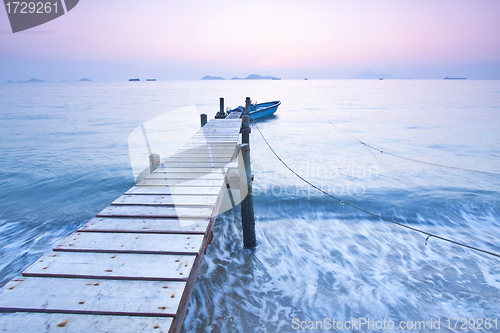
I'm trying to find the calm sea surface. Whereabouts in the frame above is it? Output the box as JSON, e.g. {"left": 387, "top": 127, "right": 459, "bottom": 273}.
{"left": 0, "top": 80, "right": 499, "bottom": 332}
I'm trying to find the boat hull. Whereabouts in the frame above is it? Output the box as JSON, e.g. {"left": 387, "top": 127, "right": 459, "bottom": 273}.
{"left": 249, "top": 101, "right": 281, "bottom": 119}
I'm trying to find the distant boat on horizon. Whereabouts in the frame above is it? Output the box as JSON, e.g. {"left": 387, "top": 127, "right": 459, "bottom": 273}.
{"left": 146, "top": 78, "right": 156, "bottom": 81}
{"left": 444, "top": 76, "right": 466, "bottom": 80}
{"left": 129, "top": 78, "right": 140, "bottom": 81}
{"left": 304, "top": 78, "right": 308, "bottom": 80}
{"left": 379, "top": 78, "right": 384, "bottom": 80}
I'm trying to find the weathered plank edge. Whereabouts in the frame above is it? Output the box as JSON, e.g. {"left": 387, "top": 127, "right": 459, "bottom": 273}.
{"left": 78, "top": 229, "right": 207, "bottom": 235}
{"left": 77, "top": 217, "right": 210, "bottom": 235}
{"left": 0, "top": 308, "right": 177, "bottom": 318}
{"left": 21, "top": 272, "right": 190, "bottom": 282}
{"left": 52, "top": 248, "right": 200, "bottom": 256}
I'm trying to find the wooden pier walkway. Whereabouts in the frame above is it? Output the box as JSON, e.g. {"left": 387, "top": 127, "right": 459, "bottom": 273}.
{"left": 0, "top": 118, "right": 243, "bottom": 332}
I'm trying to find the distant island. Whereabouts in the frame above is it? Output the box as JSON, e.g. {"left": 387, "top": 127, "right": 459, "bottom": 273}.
{"left": 79, "top": 78, "right": 91, "bottom": 81}
{"left": 7, "top": 80, "right": 14, "bottom": 83}
{"left": 201, "top": 75, "right": 225, "bottom": 80}
{"left": 232, "top": 74, "right": 280, "bottom": 80}
{"left": 350, "top": 71, "right": 397, "bottom": 79}
{"left": 19, "top": 78, "right": 46, "bottom": 83}
{"left": 201, "top": 74, "right": 281, "bottom": 80}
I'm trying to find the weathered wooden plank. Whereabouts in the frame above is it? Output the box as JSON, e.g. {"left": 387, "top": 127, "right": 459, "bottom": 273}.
{"left": 203, "top": 119, "right": 241, "bottom": 124}
{"left": 149, "top": 172, "right": 224, "bottom": 179}
{"left": 0, "top": 277, "right": 185, "bottom": 317}
{"left": 187, "top": 140, "right": 237, "bottom": 145}
{"left": 177, "top": 141, "right": 237, "bottom": 147}
{"left": 202, "top": 122, "right": 241, "bottom": 127}
{"left": 180, "top": 142, "right": 238, "bottom": 146}
{"left": 225, "top": 110, "right": 242, "bottom": 119}
{"left": 163, "top": 153, "right": 235, "bottom": 158}
{"left": 164, "top": 153, "right": 235, "bottom": 159}
{"left": 112, "top": 194, "right": 218, "bottom": 206}
{"left": 151, "top": 167, "right": 226, "bottom": 173}
{"left": 97, "top": 205, "right": 213, "bottom": 219}
{"left": 0, "top": 313, "right": 173, "bottom": 333}
{"left": 199, "top": 123, "right": 240, "bottom": 127}
{"left": 187, "top": 137, "right": 238, "bottom": 142}
{"left": 156, "top": 163, "right": 231, "bottom": 170}
{"left": 176, "top": 147, "right": 238, "bottom": 154}
{"left": 159, "top": 163, "right": 233, "bottom": 168}
{"left": 54, "top": 232, "right": 204, "bottom": 255}
{"left": 178, "top": 142, "right": 238, "bottom": 148}
{"left": 137, "top": 178, "right": 224, "bottom": 187}
{"left": 198, "top": 123, "right": 241, "bottom": 129}
{"left": 78, "top": 217, "right": 210, "bottom": 234}
{"left": 195, "top": 132, "right": 240, "bottom": 137}
{"left": 23, "top": 252, "right": 196, "bottom": 281}
{"left": 199, "top": 126, "right": 240, "bottom": 130}
{"left": 126, "top": 186, "right": 220, "bottom": 195}
{"left": 183, "top": 139, "right": 238, "bottom": 147}
{"left": 179, "top": 145, "right": 238, "bottom": 151}
{"left": 161, "top": 157, "right": 234, "bottom": 163}
{"left": 193, "top": 134, "right": 239, "bottom": 139}
{"left": 183, "top": 143, "right": 237, "bottom": 148}
{"left": 152, "top": 163, "right": 237, "bottom": 172}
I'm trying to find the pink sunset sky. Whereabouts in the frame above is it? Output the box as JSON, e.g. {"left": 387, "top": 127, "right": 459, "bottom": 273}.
{"left": 1, "top": 0, "right": 499, "bottom": 81}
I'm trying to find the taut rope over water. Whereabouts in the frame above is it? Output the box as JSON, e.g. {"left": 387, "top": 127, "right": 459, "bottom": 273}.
{"left": 328, "top": 121, "right": 500, "bottom": 177}
{"left": 253, "top": 121, "right": 500, "bottom": 259}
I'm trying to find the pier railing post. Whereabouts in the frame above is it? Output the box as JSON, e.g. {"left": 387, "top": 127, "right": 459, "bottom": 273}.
{"left": 220, "top": 97, "right": 224, "bottom": 115}
{"left": 201, "top": 113, "right": 207, "bottom": 127}
{"left": 215, "top": 97, "right": 227, "bottom": 119}
{"left": 242, "top": 97, "right": 251, "bottom": 144}
{"left": 239, "top": 143, "right": 256, "bottom": 248}
{"left": 149, "top": 153, "right": 160, "bottom": 173}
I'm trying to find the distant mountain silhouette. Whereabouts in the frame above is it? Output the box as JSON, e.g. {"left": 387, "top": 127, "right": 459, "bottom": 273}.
{"left": 7, "top": 80, "right": 14, "bottom": 83}
{"left": 231, "top": 74, "right": 280, "bottom": 80}
{"left": 79, "top": 78, "right": 91, "bottom": 81}
{"left": 350, "top": 71, "right": 397, "bottom": 79}
{"left": 201, "top": 75, "right": 225, "bottom": 80}
{"left": 19, "top": 78, "right": 46, "bottom": 82}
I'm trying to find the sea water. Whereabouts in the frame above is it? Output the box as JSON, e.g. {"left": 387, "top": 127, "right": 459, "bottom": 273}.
{"left": 0, "top": 80, "right": 499, "bottom": 332}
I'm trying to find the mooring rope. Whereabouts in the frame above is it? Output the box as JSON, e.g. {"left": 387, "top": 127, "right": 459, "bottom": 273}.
{"left": 328, "top": 121, "right": 500, "bottom": 177}
{"left": 252, "top": 121, "right": 500, "bottom": 259}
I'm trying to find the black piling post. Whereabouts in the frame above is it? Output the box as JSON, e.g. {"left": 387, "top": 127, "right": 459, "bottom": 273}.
{"left": 215, "top": 97, "right": 227, "bottom": 119}
{"left": 242, "top": 97, "right": 251, "bottom": 144}
{"left": 239, "top": 143, "right": 256, "bottom": 248}
{"left": 201, "top": 113, "right": 207, "bottom": 127}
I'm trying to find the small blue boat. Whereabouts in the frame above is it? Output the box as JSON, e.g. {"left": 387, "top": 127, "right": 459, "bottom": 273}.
{"left": 250, "top": 101, "right": 281, "bottom": 119}
{"left": 229, "top": 100, "right": 281, "bottom": 119}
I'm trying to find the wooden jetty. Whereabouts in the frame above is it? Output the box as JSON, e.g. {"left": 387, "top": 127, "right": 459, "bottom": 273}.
{"left": 0, "top": 116, "right": 244, "bottom": 332}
